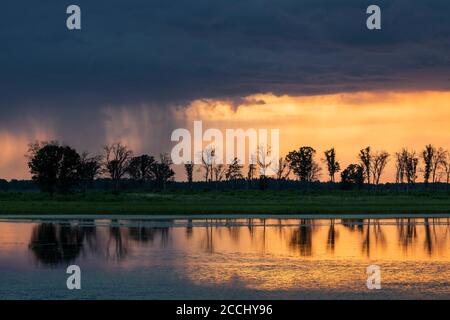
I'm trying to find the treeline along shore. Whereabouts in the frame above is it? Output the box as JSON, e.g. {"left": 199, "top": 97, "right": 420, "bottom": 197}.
{"left": 0, "top": 141, "right": 449, "bottom": 215}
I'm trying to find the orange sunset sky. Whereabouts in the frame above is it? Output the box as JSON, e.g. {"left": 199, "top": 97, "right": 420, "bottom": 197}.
{"left": 1, "top": 90, "right": 449, "bottom": 182}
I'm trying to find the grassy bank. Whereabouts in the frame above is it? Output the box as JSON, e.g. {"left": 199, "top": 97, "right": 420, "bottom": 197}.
{"left": 0, "top": 190, "right": 450, "bottom": 215}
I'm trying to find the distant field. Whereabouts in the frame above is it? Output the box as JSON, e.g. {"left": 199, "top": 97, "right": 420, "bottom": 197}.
{"left": 0, "top": 190, "right": 449, "bottom": 215}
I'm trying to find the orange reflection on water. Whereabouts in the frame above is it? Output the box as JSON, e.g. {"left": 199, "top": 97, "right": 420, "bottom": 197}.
{"left": 0, "top": 218, "right": 448, "bottom": 297}
{"left": 167, "top": 219, "right": 450, "bottom": 293}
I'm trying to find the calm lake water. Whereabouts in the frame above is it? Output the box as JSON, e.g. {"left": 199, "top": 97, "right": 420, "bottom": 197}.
{"left": 0, "top": 217, "right": 449, "bottom": 299}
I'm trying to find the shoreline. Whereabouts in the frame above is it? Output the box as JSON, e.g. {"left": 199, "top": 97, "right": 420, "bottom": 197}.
{"left": 1, "top": 212, "right": 450, "bottom": 221}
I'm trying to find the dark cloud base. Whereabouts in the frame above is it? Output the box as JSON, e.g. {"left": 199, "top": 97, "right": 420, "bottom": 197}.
{"left": 0, "top": 0, "right": 449, "bottom": 149}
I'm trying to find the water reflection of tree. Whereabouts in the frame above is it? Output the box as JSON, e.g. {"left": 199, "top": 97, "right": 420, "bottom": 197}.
{"left": 341, "top": 219, "right": 364, "bottom": 233}
{"left": 289, "top": 220, "right": 313, "bottom": 256}
{"left": 201, "top": 218, "right": 215, "bottom": 253}
{"left": 326, "top": 219, "right": 338, "bottom": 253}
{"left": 185, "top": 219, "right": 193, "bottom": 239}
{"left": 396, "top": 218, "right": 440, "bottom": 256}
{"left": 106, "top": 222, "right": 128, "bottom": 261}
{"left": 423, "top": 218, "right": 436, "bottom": 256}
{"left": 225, "top": 218, "right": 241, "bottom": 243}
{"left": 127, "top": 222, "right": 172, "bottom": 248}
{"left": 361, "top": 220, "right": 371, "bottom": 257}
{"left": 29, "top": 222, "right": 95, "bottom": 266}
{"left": 361, "top": 220, "right": 387, "bottom": 257}
{"left": 128, "top": 225, "right": 156, "bottom": 243}
{"left": 397, "top": 218, "right": 418, "bottom": 252}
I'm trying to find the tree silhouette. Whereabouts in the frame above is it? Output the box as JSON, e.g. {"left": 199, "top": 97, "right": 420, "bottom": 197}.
{"left": 256, "top": 144, "right": 273, "bottom": 178}
{"left": 396, "top": 148, "right": 418, "bottom": 184}
{"left": 256, "top": 144, "right": 272, "bottom": 190}
{"left": 184, "top": 161, "right": 194, "bottom": 188}
{"left": 127, "top": 154, "right": 155, "bottom": 183}
{"left": 422, "top": 144, "right": 434, "bottom": 185}
{"left": 200, "top": 146, "right": 215, "bottom": 182}
{"left": 431, "top": 147, "right": 446, "bottom": 183}
{"left": 225, "top": 157, "right": 243, "bottom": 181}
{"left": 421, "top": 145, "right": 446, "bottom": 184}
{"left": 358, "top": 146, "right": 372, "bottom": 184}
{"left": 78, "top": 152, "right": 102, "bottom": 195}
{"left": 213, "top": 164, "right": 226, "bottom": 182}
{"left": 247, "top": 163, "right": 257, "bottom": 180}
{"left": 286, "top": 146, "right": 321, "bottom": 182}
{"left": 340, "top": 164, "right": 364, "bottom": 190}
{"left": 372, "top": 151, "right": 390, "bottom": 185}
{"left": 274, "top": 157, "right": 290, "bottom": 180}
{"left": 323, "top": 148, "right": 340, "bottom": 183}
{"left": 152, "top": 153, "right": 175, "bottom": 190}
{"left": 104, "top": 142, "right": 133, "bottom": 192}
{"left": 442, "top": 150, "right": 450, "bottom": 185}
{"left": 28, "top": 142, "right": 81, "bottom": 194}
{"left": 246, "top": 156, "right": 257, "bottom": 189}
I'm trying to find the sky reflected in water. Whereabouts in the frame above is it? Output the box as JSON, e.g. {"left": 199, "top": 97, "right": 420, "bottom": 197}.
{"left": 0, "top": 218, "right": 449, "bottom": 299}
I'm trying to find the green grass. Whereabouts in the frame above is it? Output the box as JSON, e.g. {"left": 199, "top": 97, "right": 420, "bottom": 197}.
{"left": 0, "top": 190, "right": 449, "bottom": 215}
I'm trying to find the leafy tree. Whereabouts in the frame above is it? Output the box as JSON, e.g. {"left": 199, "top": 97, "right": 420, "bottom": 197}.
{"left": 78, "top": 152, "right": 102, "bottom": 194}
{"left": 323, "top": 148, "right": 340, "bottom": 183}
{"left": 286, "top": 146, "right": 321, "bottom": 182}
{"left": 104, "top": 142, "right": 133, "bottom": 192}
{"left": 340, "top": 164, "right": 364, "bottom": 190}
{"left": 152, "top": 154, "right": 175, "bottom": 189}
{"left": 28, "top": 142, "right": 81, "bottom": 194}
{"left": 128, "top": 154, "right": 155, "bottom": 183}
{"left": 184, "top": 162, "right": 194, "bottom": 188}
{"left": 225, "top": 157, "right": 243, "bottom": 181}
{"left": 422, "top": 144, "right": 434, "bottom": 185}
{"left": 247, "top": 163, "right": 257, "bottom": 180}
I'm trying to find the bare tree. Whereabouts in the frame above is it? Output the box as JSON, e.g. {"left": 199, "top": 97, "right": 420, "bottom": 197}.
{"left": 274, "top": 157, "right": 291, "bottom": 180}
{"left": 199, "top": 146, "right": 216, "bottom": 182}
{"left": 372, "top": 151, "right": 390, "bottom": 185}
{"left": 406, "top": 157, "right": 419, "bottom": 184}
{"left": 358, "top": 146, "right": 372, "bottom": 184}
{"left": 323, "top": 148, "right": 340, "bottom": 183}
{"left": 79, "top": 152, "right": 103, "bottom": 194}
{"left": 432, "top": 147, "right": 446, "bottom": 183}
{"left": 104, "top": 143, "right": 133, "bottom": 192}
{"left": 213, "top": 164, "right": 226, "bottom": 182}
{"left": 256, "top": 144, "right": 273, "bottom": 178}
{"left": 395, "top": 152, "right": 406, "bottom": 183}
{"left": 395, "top": 148, "right": 418, "bottom": 184}
{"left": 442, "top": 150, "right": 450, "bottom": 185}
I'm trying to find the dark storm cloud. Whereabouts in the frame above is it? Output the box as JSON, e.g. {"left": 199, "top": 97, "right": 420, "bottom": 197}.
{"left": 0, "top": 0, "right": 449, "bottom": 150}
{"left": 2, "top": 0, "right": 450, "bottom": 102}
